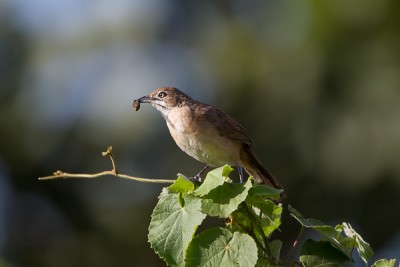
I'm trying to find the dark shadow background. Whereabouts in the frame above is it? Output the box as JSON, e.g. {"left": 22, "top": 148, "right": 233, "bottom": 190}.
{"left": 1, "top": 0, "right": 399, "bottom": 266}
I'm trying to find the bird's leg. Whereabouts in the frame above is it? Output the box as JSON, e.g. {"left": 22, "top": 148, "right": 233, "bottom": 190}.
{"left": 237, "top": 164, "right": 244, "bottom": 183}
{"left": 191, "top": 164, "right": 210, "bottom": 183}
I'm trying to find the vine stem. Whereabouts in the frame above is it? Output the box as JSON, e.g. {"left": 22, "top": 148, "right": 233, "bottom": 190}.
{"left": 38, "top": 146, "right": 176, "bottom": 184}
{"left": 283, "top": 226, "right": 305, "bottom": 265}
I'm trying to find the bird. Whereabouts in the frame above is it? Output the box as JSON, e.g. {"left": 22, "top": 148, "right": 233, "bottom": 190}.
{"left": 134, "top": 86, "right": 283, "bottom": 190}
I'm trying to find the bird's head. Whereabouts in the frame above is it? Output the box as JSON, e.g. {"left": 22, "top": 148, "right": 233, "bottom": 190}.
{"left": 136, "top": 86, "right": 192, "bottom": 114}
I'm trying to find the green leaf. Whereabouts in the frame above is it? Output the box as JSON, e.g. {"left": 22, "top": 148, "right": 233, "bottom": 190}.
{"left": 185, "top": 227, "right": 258, "bottom": 267}
{"left": 234, "top": 186, "right": 283, "bottom": 239}
{"left": 169, "top": 175, "right": 194, "bottom": 193}
{"left": 248, "top": 185, "right": 283, "bottom": 201}
{"left": 230, "top": 204, "right": 252, "bottom": 232}
{"left": 269, "top": 239, "right": 282, "bottom": 261}
{"left": 194, "top": 165, "right": 233, "bottom": 197}
{"left": 252, "top": 200, "right": 282, "bottom": 237}
{"left": 201, "top": 178, "right": 252, "bottom": 218}
{"left": 290, "top": 206, "right": 375, "bottom": 265}
{"left": 148, "top": 189, "right": 206, "bottom": 267}
{"left": 289, "top": 206, "right": 348, "bottom": 255}
{"left": 289, "top": 206, "right": 330, "bottom": 229}
{"left": 231, "top": 201, "right": 282, "bottom": 259}
{"left": 371, "top": 259, "right": 397, "bottom": 267}
{"left": 341, "top": 222, "right": 374, "bottom": 264}
{"left": 177, "top": 193, "right": 185, "bottom": 207}
{"left": 299, "top": 240, "right": 354, "bottom": 267}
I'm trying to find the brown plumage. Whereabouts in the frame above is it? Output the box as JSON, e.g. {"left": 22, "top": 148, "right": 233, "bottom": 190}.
{"left": 135, "top": 86, "right": 284, "bottom": 190}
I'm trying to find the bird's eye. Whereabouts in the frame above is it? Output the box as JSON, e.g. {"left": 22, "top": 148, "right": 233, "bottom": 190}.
{"left": 158, "top": 92, "right": 167, "bottom": 98}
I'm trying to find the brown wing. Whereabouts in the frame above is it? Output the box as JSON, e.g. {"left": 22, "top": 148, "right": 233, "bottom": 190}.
{"left": 197, "top": 103, "right": 254, "bottom": 146}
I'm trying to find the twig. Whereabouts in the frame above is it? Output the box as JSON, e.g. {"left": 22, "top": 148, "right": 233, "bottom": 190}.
{"left": 38, "top": 146, "right": 176, "bottom": 184}
{"left": 283, "top": 226, "right": 305, "bottom": 265}
{"left": 102, "top": 146, "right": 119, "bottom": 175}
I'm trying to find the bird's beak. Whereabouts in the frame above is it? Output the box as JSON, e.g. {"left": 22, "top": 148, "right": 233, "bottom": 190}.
{"left": 133, "top": 95, "right": 155, "bottom": 111}
{"left": 137, "top": 95, "right": 153, "bottom": 103}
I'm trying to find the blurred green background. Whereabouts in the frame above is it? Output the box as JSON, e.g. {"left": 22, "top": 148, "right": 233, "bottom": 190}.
{"left": 1, "top": 0, "right": 399, "bottom": 266}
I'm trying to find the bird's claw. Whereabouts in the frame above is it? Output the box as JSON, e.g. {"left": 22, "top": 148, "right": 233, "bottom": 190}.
{"left": 190, "top": 175, "right": 202, "bottom": 184}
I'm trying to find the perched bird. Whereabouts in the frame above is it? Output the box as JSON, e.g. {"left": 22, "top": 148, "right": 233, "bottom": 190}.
{"left": 134, "top": 86, "right": 283, "bottom": 190}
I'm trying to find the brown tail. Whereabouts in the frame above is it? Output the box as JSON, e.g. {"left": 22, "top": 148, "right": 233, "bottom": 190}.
{"left": 239, "top": 144, "right": 283, "bottom": 190}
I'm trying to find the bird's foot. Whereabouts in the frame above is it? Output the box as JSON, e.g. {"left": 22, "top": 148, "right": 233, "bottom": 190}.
{"left": 237, "top": 164, "right": 244, "bottom": 183}
{"left": 190, "top": 164, "right": 210, "bottom": 184}
{"left": 190, "top": 174, "right": 202, "bottom": 184}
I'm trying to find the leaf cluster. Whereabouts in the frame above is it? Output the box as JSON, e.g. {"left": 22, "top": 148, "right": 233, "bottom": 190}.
{"left": 148, "top": 165, "right": 395, "bottom": 267}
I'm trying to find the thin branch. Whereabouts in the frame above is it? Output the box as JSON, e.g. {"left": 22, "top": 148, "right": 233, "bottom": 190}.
{"left": 38, "top": 146, "right": 176, "bottom": 184}
{"left": 283, "top": 226, "right": 305, "bottom": 265}
{"left": 38, "top": 170, "right": 175, "bottom": 183}
{"left": 102, "top": 146, "right": 119, "bottom": 175}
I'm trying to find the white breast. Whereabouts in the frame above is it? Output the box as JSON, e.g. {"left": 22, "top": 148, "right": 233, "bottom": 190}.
{"left": 165, "top": 106, "right": 240, "bottom": 166}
